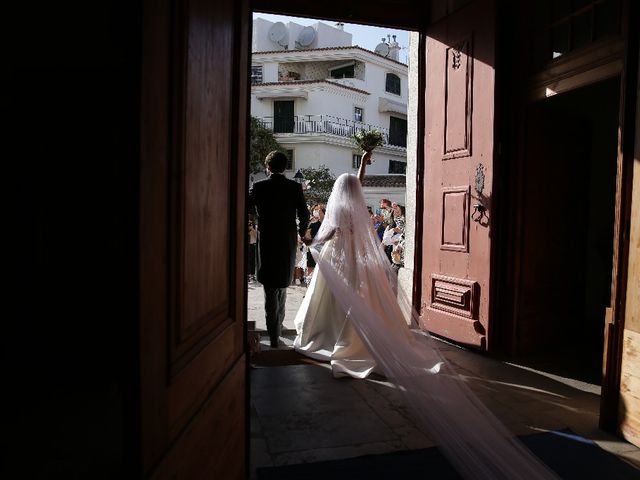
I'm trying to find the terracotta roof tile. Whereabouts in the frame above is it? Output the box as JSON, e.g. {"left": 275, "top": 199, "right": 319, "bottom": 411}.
{"left": 362, "top": 175, "right": 406, "bottom": 188}
{"left": 253, "top": 79, "right": 370, "bottom": 95}
{"left": 252, "top": 45, "right": 408, "bottom": 67}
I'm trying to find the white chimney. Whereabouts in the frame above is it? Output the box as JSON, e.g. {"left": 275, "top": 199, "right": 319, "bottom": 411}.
{"left": 389, "top": 34, "right": 401, "bottom": 61}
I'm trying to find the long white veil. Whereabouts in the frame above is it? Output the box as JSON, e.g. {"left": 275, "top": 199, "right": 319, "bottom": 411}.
{"left": 310, "top": 173, "right": 557, "bottom": 480}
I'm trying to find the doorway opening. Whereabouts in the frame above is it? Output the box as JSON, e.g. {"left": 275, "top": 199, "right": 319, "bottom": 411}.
{"left": 247, "top": 10, "right": 421, "bottom": 475}
{"left": 514, "top": 76, "right": 621, "bottom": 385}
{"left": 247, "top": 11, "right": 417, "bottom": 358}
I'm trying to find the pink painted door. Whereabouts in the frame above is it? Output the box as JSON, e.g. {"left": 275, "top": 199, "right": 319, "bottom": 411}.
{"left": 420, "top": 0, "right": 496, "bottom": 349}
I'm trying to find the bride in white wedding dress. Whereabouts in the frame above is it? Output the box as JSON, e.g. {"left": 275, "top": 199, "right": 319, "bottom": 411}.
{"left": 292, "top": 152, "right": 558, "bottom": 480}
{"left": 293, "top": 250, "right": 378, "bottom": 377}
{"left": 294, "top": 152, "right": 394, "bottom": 378}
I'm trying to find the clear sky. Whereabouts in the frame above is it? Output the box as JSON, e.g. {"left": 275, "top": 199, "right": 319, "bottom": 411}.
{"left": 253, "top": 12, "right": 411, "bottom": 64}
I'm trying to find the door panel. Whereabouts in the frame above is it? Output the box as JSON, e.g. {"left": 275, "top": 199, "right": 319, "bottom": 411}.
{"left": 140, "top": 0, "right": 249, "bottom": 477}
{"left": 274, "top": 100, "right": 294, "bottom": 133}
{"left": 153, "top": 362, "right": 246, "bottom": 480}
{"left": 420, "top": 0, "right": 496, "bottom": 349}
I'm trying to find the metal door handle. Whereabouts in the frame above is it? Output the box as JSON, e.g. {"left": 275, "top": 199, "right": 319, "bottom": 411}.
{"left": 472, "top": 203, "right": 486, "bottom": 222}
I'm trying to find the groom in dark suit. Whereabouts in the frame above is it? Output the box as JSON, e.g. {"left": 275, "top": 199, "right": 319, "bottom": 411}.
{"left": 249, "top": 151, "right": 310, "bottom": 348}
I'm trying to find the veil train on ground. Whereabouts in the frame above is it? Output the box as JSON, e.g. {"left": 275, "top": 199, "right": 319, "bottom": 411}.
{"left": 309, "top": 173, "right": 558, "bottom": 480}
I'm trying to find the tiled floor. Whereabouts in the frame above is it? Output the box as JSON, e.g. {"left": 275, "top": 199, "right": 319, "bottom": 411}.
{"left": 249, "top": 336, "right": 640, "bottom": 479}
{"left": 247, "top": 282, "right": 640, "bottom": 478}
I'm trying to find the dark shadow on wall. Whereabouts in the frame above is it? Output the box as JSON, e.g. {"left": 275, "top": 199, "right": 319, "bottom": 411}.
{"left": 7, "top": 2, "right": 143, "bottom": 477}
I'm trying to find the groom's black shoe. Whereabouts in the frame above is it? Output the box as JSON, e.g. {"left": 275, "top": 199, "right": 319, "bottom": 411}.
{"left": 270, "top": 338, "right": 280, "bottom": 349}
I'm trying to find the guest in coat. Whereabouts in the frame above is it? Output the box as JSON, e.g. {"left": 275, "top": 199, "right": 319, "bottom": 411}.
{"left": 248, "top": 151, "right": 310, "bottom": 348}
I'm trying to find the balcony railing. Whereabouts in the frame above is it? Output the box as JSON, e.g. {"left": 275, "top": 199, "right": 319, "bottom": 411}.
{"left": 256, "top": 115, "right": 407, "bottom": 148}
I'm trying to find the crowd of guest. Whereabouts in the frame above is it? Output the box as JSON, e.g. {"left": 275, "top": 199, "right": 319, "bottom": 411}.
{"left": 371, "top": 198, "right": 405, "bottom": 273}
{"left": 248, "top": 197, "right": 405, "bottom": 284}
{"left": 291, "top": 203, "right": 325, "bottom": 285}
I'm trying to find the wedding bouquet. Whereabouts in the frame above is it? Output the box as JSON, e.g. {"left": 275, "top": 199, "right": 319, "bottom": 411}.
{"left": 353, "top": 128, "right": 384, "bottom": 153}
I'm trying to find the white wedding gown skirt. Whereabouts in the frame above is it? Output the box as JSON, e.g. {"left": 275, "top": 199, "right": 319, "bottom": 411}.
{"left": 293, "top": 239, "right": 377, "bottom": 378}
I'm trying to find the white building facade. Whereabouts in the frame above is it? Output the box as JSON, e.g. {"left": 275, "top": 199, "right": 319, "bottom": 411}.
{"left": 250, "top": 18, "right": 408, "bottom": 203}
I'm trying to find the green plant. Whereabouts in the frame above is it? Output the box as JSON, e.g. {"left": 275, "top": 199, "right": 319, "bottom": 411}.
{"left": 249, "top": 116, "right": 285, "bottom": 174}
{"left": 299, "top": 165, "right": 336, "bottom": 204}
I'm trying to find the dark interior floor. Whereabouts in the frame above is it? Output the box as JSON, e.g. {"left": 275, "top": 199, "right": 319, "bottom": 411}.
{"left": 249, "top": 336, "right": 639, "bottom": 479}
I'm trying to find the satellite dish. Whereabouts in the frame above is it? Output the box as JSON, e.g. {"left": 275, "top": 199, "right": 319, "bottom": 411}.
{"left": 268, "top": 22, "right": 288, "bottom": 47}
{"left": 297, "top": 26, "right": 316, "bottom": 47}
{"left": 374, "top": 42, "right": 390, "bottom": 57}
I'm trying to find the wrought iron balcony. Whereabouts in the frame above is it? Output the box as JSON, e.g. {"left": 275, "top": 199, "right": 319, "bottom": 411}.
{"left": 256, "top": 115, "right": 407, "bottom": 148}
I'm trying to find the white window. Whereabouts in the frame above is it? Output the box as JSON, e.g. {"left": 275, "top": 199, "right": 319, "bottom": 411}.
{"left": 388, "top": 160, "right": 406, "bottom": 174}
{"left": 354, "top": 107, "right": 364, "bottom": 123}
{"left": 385, "top": 73, "right": 401, "bottom": 95}
{"left": 285, "top": 149, "right": 295, "bottom": 171}
{"left": 329, "top": 61, "right": 355, "bottom": 79}
{"left": 251, "top": 65, "right": 263, "bottom": 85}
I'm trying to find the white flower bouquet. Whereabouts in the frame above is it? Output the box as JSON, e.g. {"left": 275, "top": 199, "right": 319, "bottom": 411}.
{"left": 353, "top": 128, "right": 384, "bottom": 153}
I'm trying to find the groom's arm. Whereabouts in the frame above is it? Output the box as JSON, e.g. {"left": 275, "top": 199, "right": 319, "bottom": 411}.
{"left": 295, "top": 183, "right": 310, "bottom": 237}
{"left": 248, "top": 183, "right": 258, "bottom": 217}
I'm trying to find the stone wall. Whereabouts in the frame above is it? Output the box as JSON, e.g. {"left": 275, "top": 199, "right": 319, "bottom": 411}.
{"left": 397, "top": 32, "right": 419, "bottom": 322}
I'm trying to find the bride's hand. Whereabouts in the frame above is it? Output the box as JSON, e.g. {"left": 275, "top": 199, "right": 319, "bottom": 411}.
{"left": 362, "top": 151, "right": 373, "bottom": 165}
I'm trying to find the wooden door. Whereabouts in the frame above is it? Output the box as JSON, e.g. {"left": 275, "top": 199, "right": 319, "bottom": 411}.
{"left": 420, "top": 0, "right": 496, "bottom": 349}
{"left": 140, "top": 0, "right": 249, "bottom": 477}
{"left": 274, "top": 100, "right": 294, "bottom": 133}
{"left": 618, "top": 57, "right": 640, "bottom": 444}
{"left": 600, "top": 0, "right": 640, "bottom": 438}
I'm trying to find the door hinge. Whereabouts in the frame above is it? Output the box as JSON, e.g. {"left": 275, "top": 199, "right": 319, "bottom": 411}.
{"left": 605, "top": 306, "right": 615, "bottom": 325}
